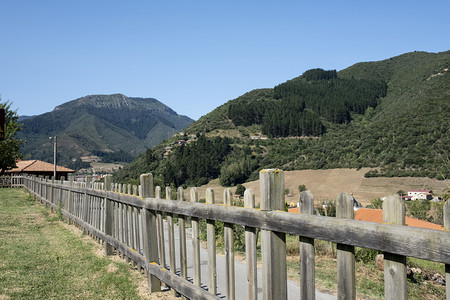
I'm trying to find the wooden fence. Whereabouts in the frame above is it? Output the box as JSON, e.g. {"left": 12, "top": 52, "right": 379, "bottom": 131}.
{"left": 16, "top": 170, "right": 450, "bottom": 299}
{"left": 0, "top": 175, "right": 23, "bottom": 188}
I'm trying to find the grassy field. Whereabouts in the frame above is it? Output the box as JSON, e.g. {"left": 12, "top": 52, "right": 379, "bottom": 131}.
{"left": 1, "top": 188, "right": 446, "bottom": 299}
{"left": 0, "top": 188, "right": 174, "bottom": 300}
{"left": 283, "top": 237, "right": 446, "bottom": 299}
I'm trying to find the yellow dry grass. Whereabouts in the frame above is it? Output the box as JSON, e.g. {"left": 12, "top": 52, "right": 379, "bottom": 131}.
{"left": 197, "top": 168, "right": 450, "bottom": 206}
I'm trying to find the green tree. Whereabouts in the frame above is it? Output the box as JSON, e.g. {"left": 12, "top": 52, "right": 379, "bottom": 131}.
{"left": 235, "top": 184, "right": 246, "bottom": 196}
{"left": 397, "top": 190, "right": 406, "bottom": 196}
{"left": 298, "top": 184, "right": 307, "bottom": 193}
{"left": 0, "top": 101, "right": 25, "bottom": 174}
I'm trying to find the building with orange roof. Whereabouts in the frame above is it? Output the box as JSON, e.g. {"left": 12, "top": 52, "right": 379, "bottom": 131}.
{"left": 354, "top": 208, "right": 443, "bottom": 230}
{"left": 288, "top": 207, "right": 443, "bottom": 231}
{"left": 4, "top": 160, "right": 74, "bottom": 180}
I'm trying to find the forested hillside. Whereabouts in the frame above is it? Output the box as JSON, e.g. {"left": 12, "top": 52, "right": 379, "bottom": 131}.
{"left": 114, "top": 51, "right": 450, "bottom": 187}
{"left": 18, "top": 94, "right": 193, "bottom": 170}
{"left": 228, "top": 69, "right": 387, "bottom": 137}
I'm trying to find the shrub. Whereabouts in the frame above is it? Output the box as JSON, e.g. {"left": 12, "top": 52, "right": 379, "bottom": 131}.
{"left": 406, "top": 200, "right": 431, "bottom": 221}
{"left": 315, "top": 200, "right": 336, "bottom": 217}
{"left": 355, "top": 247, "right": 381, "bottom": 263}
{"left": 427, "top": 201, "right": 444, "bottom": 225}
{"left": 368, "top": 198, "right": 383, "bottom": 209}
{"left": 298, "top": 184, "right": 307, "bottom": 193}
{"left": 199, "top": 220, "right": 246, "bottom": 251}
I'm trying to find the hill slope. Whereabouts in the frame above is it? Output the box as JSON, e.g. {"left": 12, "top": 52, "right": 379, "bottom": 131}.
{"left": 115, "top": 51, "right": 450, "bottom": 186}
{"left": 18, "top": 94, "right": 193, "bottom": 170}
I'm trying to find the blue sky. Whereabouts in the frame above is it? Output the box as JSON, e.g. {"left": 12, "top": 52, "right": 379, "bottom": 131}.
{"left": 1, "top": 1, "right": 449, "bottom": 120}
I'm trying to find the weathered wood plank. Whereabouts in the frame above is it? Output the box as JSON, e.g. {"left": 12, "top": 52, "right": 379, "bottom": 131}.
{"left": 206, "top": 188, "right": 217, "bottom": 296}
{"left": 244, "top": 189, "right": 257, "bottom": 300}
{"left": 224, "top": 188, "right": 235, "bottom": 300}
{"left": 178, "top": 187, "right": 188, "bottom": 281}
{"left": 299, "top": 190, "right": 315, "bottom": 300}
{"left": 178, "top": 187, "right": 188, "bottom": 300}
{"left": 138, "top": 197, "right": 450, "bottom": 264}
{"left": 82, "top": 175, "right": 91, "bottom": 235}
{"left": 166, "top": 187, "right": 177, "bottom": 296}
{"left": 129, "top": 203, "right": 136, "bottom": 256}
{"left": 68, "top": 176, "right": 74, "bottom": 224}
{"left": 140, "top": 173, "right": 161, "bottom": 292}
{"left": 123, "top": 204, "right": 129, "bottom": 257}
{"left": 260, "top": 169, "right": 287, "bottom": 300}
{"left": 337, "top": 192, "right": 356, "bottom": 300}
{"left": 147, "top": 263, "right": 220, "bottom": 300}
{"left": 383, "top": 194, "right": 407, "bottom": 300}
{"left": 59, "top": 177, "right": 64, "bottom": 213}
{"left": 104, "top": 175, "right": 114, "bottom": 255}
{"left": 191, "top": 187, "right": 201, "bottom": 287}
{"left": 155, "top": 186, "right": 166, "bottom": 270}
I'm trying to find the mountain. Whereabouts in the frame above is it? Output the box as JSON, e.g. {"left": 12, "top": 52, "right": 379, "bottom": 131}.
{"left": 114, "top": 51, "right": 449, "bottom": 187}
{"left": 18, "top": 94, "right": 193, "bottom": 170}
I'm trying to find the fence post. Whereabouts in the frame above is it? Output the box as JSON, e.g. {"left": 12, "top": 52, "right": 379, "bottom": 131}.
{"left": 59, "top": 177, "right": 64, "bottom": 213}
{"left": 206, "top": 188, "right": 217, "bottom": 296}
{"left": 260, "top": 169, "right": 287, "bottom": 300}
{"left": 50, "top": 176, "right": 54, "bottom": 209}
{"left": 244, "top": 189, "right": 257, "bottom": 300}
{"left": 140, "top": 173, "right": 161, "bottom": 292}
{"left": 299, "top": 190, "right": 315, "bottom": 300}
{"left": 224, "top": 188, "right": 235, "bottom": 300}
{"left": 191, "top": 187, "right": 201, "bottom": 287}
{"left": 68, "top": 176, "right": 74, "bottom": 224}
{"left": 337, "top": 192, "right": 356, "bottom": 300}
{"left": 37, "top": 175, "right": 42, "bottom": 202}
{"left": 383, "top": 194, "right": 407, "bottom": 300}
{"left": 178, "top": 187, "right": 188, "bottom": 282}
{"left": 155, "top": 186, "right": 166, "bottom": 274}
{"left": 444, "top": 200, "right": 449, "bottom": 300}
{"left": 166, "top": 186, "right": 177, "bottom": 296}
{"left": 83, "top": 175, "right": 91, "bottom": 234}
{"left": 44, "top": 176, "right": 49, "bottom": 204}
{"left": 104, "top": 175, "right": 114, "bottom": 255}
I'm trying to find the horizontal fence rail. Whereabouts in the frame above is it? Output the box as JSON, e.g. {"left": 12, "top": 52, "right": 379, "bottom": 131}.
{"left": 11, "top": 171, "right": 450, "bottom": 299}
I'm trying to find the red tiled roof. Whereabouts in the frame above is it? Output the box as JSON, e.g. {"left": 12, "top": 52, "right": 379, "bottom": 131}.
{"left": 288, "top": 207, "right": 443, "bottom": 231}
{"left": 288, "top": 207, "right": 300, "bottom": 213}
{"left": 6, "top": 160, "right": 74, "bottom": 173}
{"left": 354, "top": 208, "right": 443, "bottom": 230}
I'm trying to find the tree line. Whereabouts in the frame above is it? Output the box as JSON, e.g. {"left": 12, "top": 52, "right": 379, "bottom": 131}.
{"left": 155, "top": 134, "right": 232, "bottom": 187}
{"left": 228, "top": 68, "right": 387, "bottom": 137}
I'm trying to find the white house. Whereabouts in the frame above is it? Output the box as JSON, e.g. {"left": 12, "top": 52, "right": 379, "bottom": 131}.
{"left": 407, "top": 190, "right": 433, "bottom": 200}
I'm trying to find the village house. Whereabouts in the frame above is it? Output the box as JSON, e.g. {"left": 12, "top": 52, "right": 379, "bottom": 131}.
{"left": 407, "top": 190, "right": 433, "bottom": 201}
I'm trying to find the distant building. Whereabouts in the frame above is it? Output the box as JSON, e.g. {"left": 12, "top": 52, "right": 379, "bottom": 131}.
{"left": 354, "top": 208, "right": 442, "bottom": 230}
{"left": 407, "top": 190, "right": 433, "bottom": 200}
{"left": 5, "top": 160, "right": 75, "bottom": 180}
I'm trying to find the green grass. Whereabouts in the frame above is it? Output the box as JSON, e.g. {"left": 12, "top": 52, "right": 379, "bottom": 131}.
{"left": 0, "top": 188, "right": 144, "bottom": 299}
{"left": 283, "top": 235, "right": 445, "bottom": 299}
